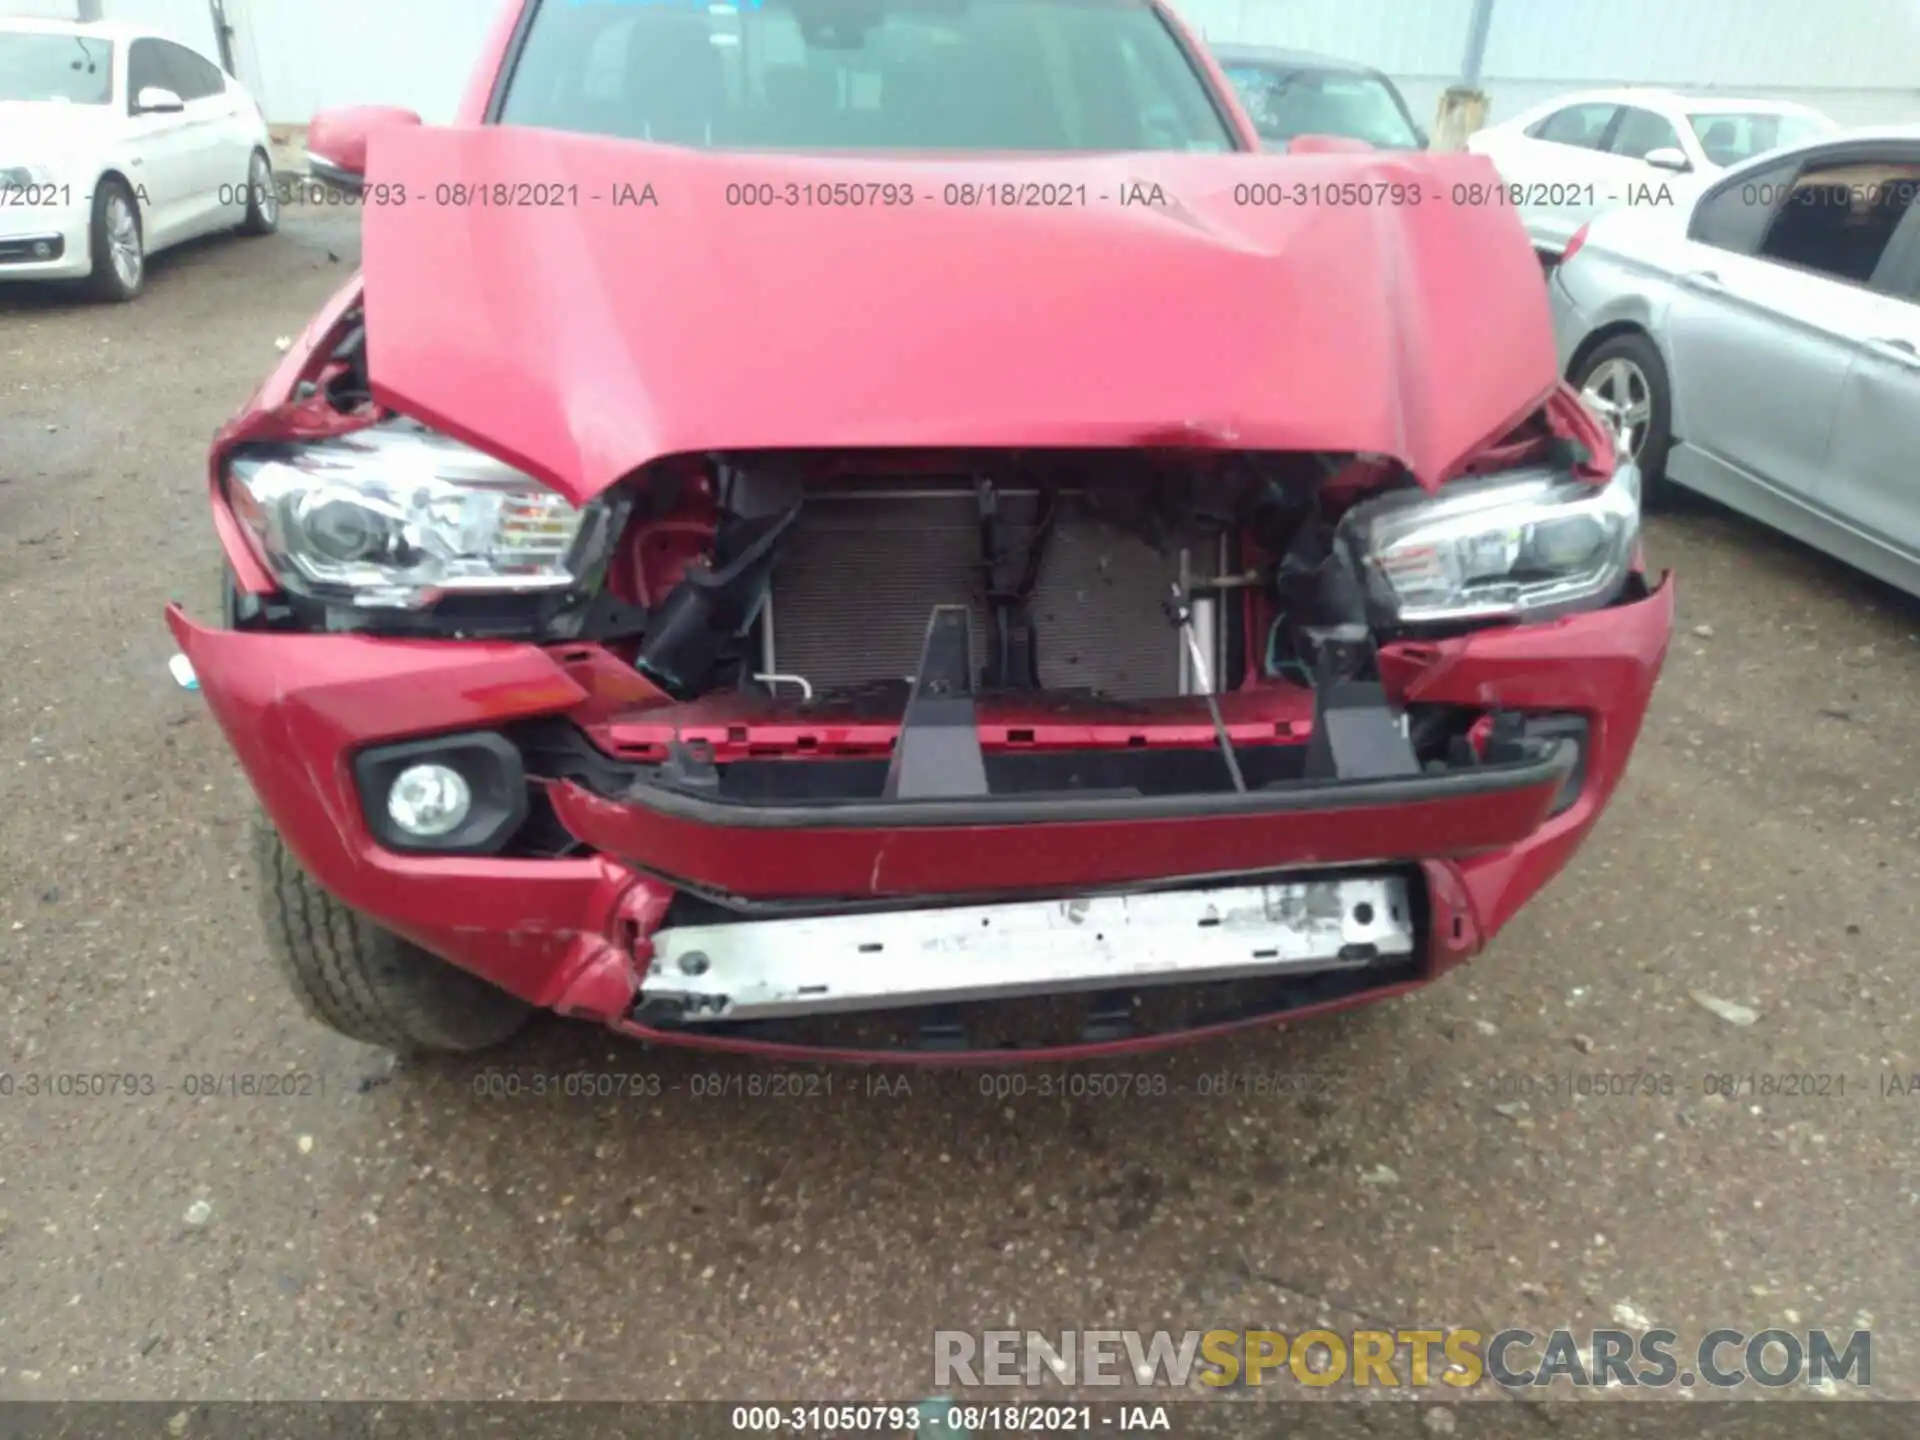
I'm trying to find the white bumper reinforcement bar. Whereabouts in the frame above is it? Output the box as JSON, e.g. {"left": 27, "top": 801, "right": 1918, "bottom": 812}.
{"left": 641, "top": 875, "right": 1416, "bottom": 1023}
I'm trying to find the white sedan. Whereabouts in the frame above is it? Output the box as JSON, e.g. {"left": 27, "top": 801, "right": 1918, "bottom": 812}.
{"left": 1468, "top": 88, "right": 1838, "bottom": 257}
{"left": 0, "top": 17, "right": 277, "bottom": 302}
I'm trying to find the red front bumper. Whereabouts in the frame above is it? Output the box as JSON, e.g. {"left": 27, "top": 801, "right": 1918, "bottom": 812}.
{"left": 167, "top": 574, "right": 1673, "bottom": 1060}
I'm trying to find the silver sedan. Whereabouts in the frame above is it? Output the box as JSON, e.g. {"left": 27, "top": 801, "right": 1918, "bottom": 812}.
{"left": 1549, "top": 127, "right": 1920, "bottom": 597}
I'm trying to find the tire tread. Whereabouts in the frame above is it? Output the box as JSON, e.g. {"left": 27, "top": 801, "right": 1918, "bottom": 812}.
{"left": 83, "top": 177, "right": 141, "bottom": 303}
{"left": 252, "top": 818, "right": 530, "bottom": 1054}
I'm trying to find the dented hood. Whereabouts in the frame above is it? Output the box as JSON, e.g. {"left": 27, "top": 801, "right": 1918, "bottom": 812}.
{"left": 359, "top": 126, "right": 1557, "bottom": 507}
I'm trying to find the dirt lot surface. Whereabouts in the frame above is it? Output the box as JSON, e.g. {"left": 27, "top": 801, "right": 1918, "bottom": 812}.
{"left": 0, "top": 211, "right": 1916, "bottom": 1422}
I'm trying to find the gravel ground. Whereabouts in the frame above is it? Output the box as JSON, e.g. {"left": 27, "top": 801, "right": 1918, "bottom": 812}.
{"left": 0, "top": 210, "right": 1916, "bottom": 1415}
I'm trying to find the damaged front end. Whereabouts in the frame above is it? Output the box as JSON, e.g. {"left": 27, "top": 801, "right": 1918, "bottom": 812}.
{"left": 174, "top": 292, "right": 1671, "bottom": 1059}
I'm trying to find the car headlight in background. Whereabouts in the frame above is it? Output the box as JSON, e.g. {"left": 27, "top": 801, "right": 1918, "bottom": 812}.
{"left": 226, "top": 420, "right": 615, "bottom": 610}
{"left": 1338, "top": 461, "right": 1640, "bottom": 626}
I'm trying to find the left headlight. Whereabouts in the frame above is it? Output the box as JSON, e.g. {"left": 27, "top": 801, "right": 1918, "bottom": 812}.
{"left": 227, "top": 420, "right": 615, "bottom": 610}
{"left": 1337, "top": 461, "right": 1640, "bottom": 626}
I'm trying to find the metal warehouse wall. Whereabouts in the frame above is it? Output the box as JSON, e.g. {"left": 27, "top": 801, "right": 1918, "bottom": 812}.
{"left": 30, "top": 0, "right": 1917, "bottom": 130}
{"left": 3, "top": 0, "right": 496, "bottom": 121}
{"left": 1175, "top": 0, "right": 1920, "bottom": 128}
{"left": 99, "top": 0, "right": 219, "bottom": 61}
{"left": 214, "top": 0, "right": 504, "bottom": 125}
{"left": 29, "top": 0, "right": 509, "bottom": 125}
{"left": 1, "top": 0, "right": 217, "bottom": 53}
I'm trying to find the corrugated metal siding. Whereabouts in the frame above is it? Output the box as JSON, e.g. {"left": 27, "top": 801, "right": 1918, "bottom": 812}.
{"left": 218, "top": 0, "right": 502, "bottom": 125}
{"left": 1476, "top": 0, "right": 1920, "bottom": 125}
{"left": 1480, "top": 0, "right": 1919, "bottom": 89}
{"left": 3, "top": 1, "right": 220, "bottom": 67}
{"left": 98, "top": 0, "right": 220, "bottom": 61}
{"left": 57, "top": 0, "right": 1919, "bottom": 132}
{"left": 1176, "top": 0, "right": 1473, "bottom": 76}
{"left": 1172, "top": 0, "right": 1920, "bottom": 130}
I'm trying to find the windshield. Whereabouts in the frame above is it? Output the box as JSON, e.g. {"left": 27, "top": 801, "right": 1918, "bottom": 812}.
{"left": 1688, "top": 110, "right": 1836, "bottom": 167}
{"left": 1222, "top": 64, "right": 1421, "bottom": 149}
{"left": 0, "top": 31, "right": 113, "bottom": 105}
{"left": 497, "top": 0, "right": 1237, "bottom": 152}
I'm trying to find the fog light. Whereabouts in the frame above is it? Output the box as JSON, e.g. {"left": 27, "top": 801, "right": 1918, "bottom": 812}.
{"left": 356, "top": 731, "right": 526, "bottom": 854}
{"left": 32, "top": 240, "right": 52, "bottom": 259}
{"left": 386, "top": 763, "right": 472, "bottom": 838}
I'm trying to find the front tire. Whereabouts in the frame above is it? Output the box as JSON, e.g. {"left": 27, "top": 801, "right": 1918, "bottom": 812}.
{"left": 237, "top": 148, "right": 280, "bottom": 236}
{"left": 1572, "top": 331, "right": 1673, "bottom": 502}
{"left": 253, "top": 818, "right": 532, "bottom": 1054}
{"left": 85, "top": 177, "right": 145, "bottom": 302}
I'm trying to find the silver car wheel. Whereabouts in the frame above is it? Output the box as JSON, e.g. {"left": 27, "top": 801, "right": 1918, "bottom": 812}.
{"left": 106, "top": 193, "right": 143, "bottom": 289}
{"left": 251, "top": 150, "right": 278, "bottom": 226}
{"left": 1580, "top": 357, "right": 1652, "bottom": 460}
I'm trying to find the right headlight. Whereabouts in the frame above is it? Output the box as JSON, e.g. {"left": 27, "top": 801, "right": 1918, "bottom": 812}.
{"left": 1337, "top": 461, "right": 1640, "bottom": 626}
{"left": 226, "top": 419, "right": 615, "bottom": 610}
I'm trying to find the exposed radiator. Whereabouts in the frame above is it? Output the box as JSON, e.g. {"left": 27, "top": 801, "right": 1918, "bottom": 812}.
{"left": 763, "top": 491, "right": 1220, "bottom": 701}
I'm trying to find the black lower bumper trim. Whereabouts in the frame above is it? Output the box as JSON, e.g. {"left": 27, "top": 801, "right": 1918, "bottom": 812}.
{"left": 604, "top": 739, "right": 1576, "bottom": 831}
{"left": 0, "top": 234, "right": 65, "bottom": 265}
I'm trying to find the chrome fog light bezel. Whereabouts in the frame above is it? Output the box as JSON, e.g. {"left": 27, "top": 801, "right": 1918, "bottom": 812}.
{"left": 353, "top": 732, "right": 528, "bottom": 854}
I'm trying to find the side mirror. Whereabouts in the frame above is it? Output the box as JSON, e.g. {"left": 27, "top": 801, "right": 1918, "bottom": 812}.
{"left": 306, "top": 104, "right": 424, "bottom": 195}
{"left": 1644, "top": 147, "right": 1692, "bottom": 173}
{"left": 134, "top": 86, "right": 185, "bottom": 115}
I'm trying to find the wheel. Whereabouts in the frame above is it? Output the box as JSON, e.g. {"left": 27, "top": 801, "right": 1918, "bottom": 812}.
{"left": 237, "top": 148, "right": 280, "bottom": 236}
{"left": 84, "top": 176, "right": 145, "bottom": 302}
{"left": 1572, "top": 332, "right": 1673, "bottom": 501}
{"left": 253, "top": 817, "right": 532, "bottom": 1054}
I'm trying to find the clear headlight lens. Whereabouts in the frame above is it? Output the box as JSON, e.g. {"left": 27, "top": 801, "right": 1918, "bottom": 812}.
{"left": 1338, "top": 461, "right": 1640, "bottom": 625}
{"left": 227, "top": 420, "right": 613, "bottom": 610}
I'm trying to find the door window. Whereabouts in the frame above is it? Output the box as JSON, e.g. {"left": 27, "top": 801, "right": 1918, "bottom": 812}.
{"left": 1688, "top": 111, "right": 1836, "bottom": 167}
{"left": 1609, "top": 106, "right": 1682, "bottom": 160}
{"left": 1526, "top": 103, "right": 1619, "bottom": 150}
{"left": 1689, "top": 154, "right": 1797, "bottom": 254}
{"left": 1690, "top": 149, "right": 1920, "bottom": 289}
{"left": 1884, "top": 208, "right": 1920, "bottom": 302}
{"left": 126, "top": 38, "right": 166, "bottom": 111}
{"left": 160, "top": 42, "right": 226, "bottom": 100}
{"left": 1753, "top": 159, "right": 1920, "bottom": 286}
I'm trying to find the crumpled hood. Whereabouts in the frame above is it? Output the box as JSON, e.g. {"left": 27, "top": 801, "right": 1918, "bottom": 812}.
{"left": 360, "top": 125, "right": 1557, "bottom": 506}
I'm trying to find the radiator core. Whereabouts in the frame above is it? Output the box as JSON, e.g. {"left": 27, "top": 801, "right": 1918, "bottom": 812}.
{"left": 763, "top": 491, "right": 1219, "bottom": 701}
